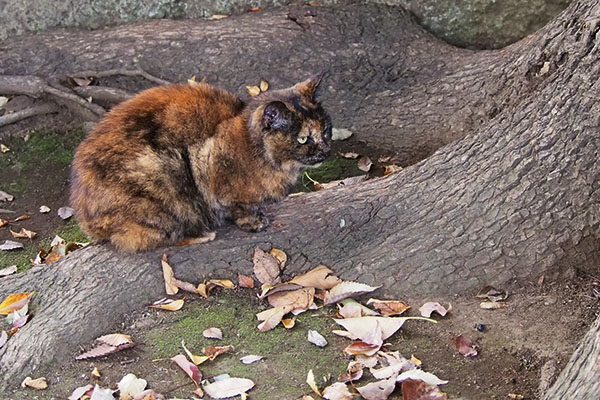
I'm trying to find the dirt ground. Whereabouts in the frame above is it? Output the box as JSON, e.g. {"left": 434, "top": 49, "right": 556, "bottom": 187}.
{"left": 1, "top": 128, "right": 599, "bottom": 399}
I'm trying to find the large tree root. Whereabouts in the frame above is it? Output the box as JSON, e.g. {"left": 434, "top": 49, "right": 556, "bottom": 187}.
{"left": 0, "top": 1, "right": 599, "bottom": 397}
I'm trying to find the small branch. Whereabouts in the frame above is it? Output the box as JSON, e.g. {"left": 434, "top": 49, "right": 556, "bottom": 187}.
{"left": 0, "top": 103, "right": 59, "bottom": 127}
{"left": 73, "top": 86, "right": 134, "bottom": 105}
{"left": 43, "top": 84, "right": 106, "bottom": 117}
{"left": 70, "top": 68, "right": 173, "bottom": 86}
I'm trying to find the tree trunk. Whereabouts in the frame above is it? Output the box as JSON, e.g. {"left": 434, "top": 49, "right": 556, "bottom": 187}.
{"left": 0, "top": 0, "right": 599, "bottom": 395}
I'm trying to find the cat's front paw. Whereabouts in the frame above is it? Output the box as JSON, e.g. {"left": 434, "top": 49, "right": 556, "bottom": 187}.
{"left": 235, "top": 213, "right": 269, "bottom": 232}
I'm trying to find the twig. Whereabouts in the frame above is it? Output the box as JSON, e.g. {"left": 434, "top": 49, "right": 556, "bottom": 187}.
{"left": 72, "top": 86, "right": 134, "bottom": 104}
{"left": 0, "top": 103, "right": 59, "bottom": 127}
{"left": 70, "top": 68, "right": 172, "bottom": 86}
{"left": 43, "top": 84, "right": 106, "bottom": 116}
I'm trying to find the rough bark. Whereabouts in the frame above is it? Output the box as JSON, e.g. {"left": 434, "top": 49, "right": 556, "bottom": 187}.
{"left": 0, "top": 0, "right": 599, "bottom": 395}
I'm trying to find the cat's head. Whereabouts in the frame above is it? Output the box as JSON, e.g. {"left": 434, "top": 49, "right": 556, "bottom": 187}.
{"left": 249, "top": 73, "right": 332, "bottom": 168}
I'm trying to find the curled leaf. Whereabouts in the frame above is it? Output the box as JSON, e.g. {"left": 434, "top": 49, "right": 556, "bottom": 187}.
{"left": 289, "top": 265, "right": 341, "bottom": 290}
{"left": 306, "top": 369, "right": 321, "bottom": 396}
{"left": 149, "top": 298, "right": 184, "bottom": 311}
{"left": 171, "top": 354, "right": 202, "bottom": 387}
{"left": 0, "top": 240, "right": 23, "bottom": 251}
{"left": 0, "top": 265, "right": 17, "bottom": 277}
{"left": 203, "top": 327, "right": 223, "bottom": 340}
{"left": 58, "top": 206, "right": 75, "bottom": 220}
{"left": 240, "top": 355, "right": 263, "bottom": 364}
{"left": 455, "top": 335, "right": 478, "bottom": 357}
{"left": 322, "top": 382, "right": 353, "bottom": 400}
{"left": 246, "top": 86, "right": 261, "bottom": 97}
{"left": 0, "top": 292, "right": 34, "bottom": 315}
{"left": 367, "top": 299, "right": 411, "bottom": 316}
{"left": 260, "top": 80, "right": 269, "bottom": 92}
{"left": 418, "top": 302, "right": 452, "bottom": 318}
{"left": 203, "top": 345, "right": 233, "bottom": 360}
{"left": 401, "top": 379, "right": 448, "bottom": 400}
{"left": 118, "top": 373, "right": 147, "bottom": 400}
{"left": 203, "top": 377, "right": 255, "bottom": 399}
{"left": 182, "top": 340, "right": 209, "bottom": 365}
{"left": 307, "top": 329, "right": 328, "bottom": 347}
{"left": 397, "top": 369, "right": 448, "bottom": 386}
{"left": 21, "top": 376, "right": 48, "bottom": 390}
{"left": 238, "top": 273, "right": 254, "bottom": 288}
{"left": 253, "top": 248, "right": 281, "bottom": 285}
{"left": 324, "top": 281, "right": 381, "bottom": 305}
{"left": 161, "top": 254, "right": 179, "bottom": 295}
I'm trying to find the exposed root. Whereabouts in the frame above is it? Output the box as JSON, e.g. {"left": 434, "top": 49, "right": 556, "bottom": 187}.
{"left": 0, "top": 103, "right": 59, "bottom": 127}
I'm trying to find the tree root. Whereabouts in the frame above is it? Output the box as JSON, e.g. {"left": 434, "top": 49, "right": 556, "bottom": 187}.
{"left": 0, "top": 102, "right": 58, "bottom": 127}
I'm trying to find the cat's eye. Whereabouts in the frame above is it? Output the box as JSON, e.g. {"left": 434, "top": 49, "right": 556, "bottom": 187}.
{"left": 297, "top": 136, "right": 308, "bottom": 144}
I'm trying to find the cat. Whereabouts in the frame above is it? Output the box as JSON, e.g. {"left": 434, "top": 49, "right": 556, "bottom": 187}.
{"left": 70, "top": 74, "right": 332, "bottom": 252}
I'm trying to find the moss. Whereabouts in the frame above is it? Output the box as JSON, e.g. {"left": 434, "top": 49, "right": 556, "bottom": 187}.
{"left": 144, "top": 292, "right": 348, "bottom": 398}
{"left": 295, "top": 156, "right": 365, "bottom": 192}
{"left": 54, "top": 220, "right": 88, "bottom": 243}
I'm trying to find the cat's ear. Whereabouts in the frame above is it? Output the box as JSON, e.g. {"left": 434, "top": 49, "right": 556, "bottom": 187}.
{"left": 294, "top": 72, "right": 326, "bottom": 99}
{"left": 263, "top": 101, "right": 294, "bottom": 131}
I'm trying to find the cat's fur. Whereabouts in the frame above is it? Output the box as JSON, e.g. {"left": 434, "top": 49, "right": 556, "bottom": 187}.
{"left": 69, "top": 75, "right": 332, "bottom": 252}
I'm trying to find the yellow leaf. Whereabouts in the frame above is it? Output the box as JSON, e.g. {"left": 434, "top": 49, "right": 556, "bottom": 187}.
{"left": 268, "top": 248, "right": 287, "bottom": 268}
{"left": 10, "top": 228, "right": 37, "bottom": 240}
{"left": 410, "top": 354, "right": 422, "bottom": 366}
{"left": 197, "top": 283, "right": 208, "bottom": 298}
{"left": 149, "top": 298, "right": 184, "bottom": 311}
{"left": 161, "top": 253, "right": 179, "bottom": 295}
{"left": 282, "top": 317, "right": 296, "bottom": 329}
{"left": 208, "top": 14, "right": 229, "bottom": 20}
{"left": 91, "top": 367, "right": 101, "bottom": 378}
{"left": 260, "top": 80, "right": 269, "bottom": 92}
{"left": 306, "top": 369, "right": 321, "bottom": 396}
{"left": 1, "top": 144, "right": 9, "bottom": 153}
{"left": 188, "top": 76, "right": 199, "bottom": 86}
{"left": 182, "top": 340, "right": 210, "bottom": 365}
{"left": 0, "top": 292, "right": 34, "bottom": 315}
{"left": 246, "top": 86, "right": 261, "bottom": 97}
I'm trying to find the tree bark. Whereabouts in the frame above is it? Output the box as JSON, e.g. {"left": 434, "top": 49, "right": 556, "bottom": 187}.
{"left": 0, "top": 0, "right": 599, "bottom": 395}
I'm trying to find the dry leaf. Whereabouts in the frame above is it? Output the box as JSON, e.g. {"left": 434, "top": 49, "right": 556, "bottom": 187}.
{"left": 410, "top": 355, "right": 422, "bottom": 366}
{"left": 306, "top": 369, "right": 321, "bottom": 396}
{"left": 356, "top": 377, "right": 396, "bottom": 400}
{"left": 203, "top": 377, "right": 255, "bottom": 398}
{"left": 324, "top": 281, "right": 381, "bottom": 305}
{"left": 1, "top": 144, "right": 9, "bottom": 153}
{"left": 455, "top": 335, "right": 478, "bottom": 357}
{"left": 203, "top": 345, "right": 233, "bottom": 360}
{"left": 253, "top": 248, "right": 282, "bottom": 285}
{"left": 0, "top": 265, "right": 17, "bottom": 277}
{"left": 289, "top": 265, "right": 342, "bottom": 290}
{"left": 397, "top": 369, "right": 448, "bottom": 386}
{"left": 480, "top": 301, "right": 508, "bottom": 309}
{"left": 260, "top": 80, "right": 269, "bottom": 92}
{"left": 322, "top": 382, "right": 353, "bottom": 400}
{"left": 0, "top": 190, "right": 14, "bottom": 202}
{"left": 238, "top": 273, "right": 254, "bottom": 288}
{"left": 307, "top": 329, "right": 328, "bottom": 347}
{"left": 68, "top": 384, "right": 94, "bottom": 400}
{"left": 209, "top": 14, "right": 229, "bottom": 20}
{"left": 358, "top": 156, "right": 373, "bottom": 172}
{"left": 0, "top": 240, "right": 23, "bottom": 251}
{"left": 333, "top": 316, "right": 425, "bottom": 342}
{"left": 0, "top": 218, "right": 7, "bottom": 227}
{"left": 508, "top": 394, "right": 524, "bottom": 400}
{"left": 171, "top": 354, "right": 202, "bottom": 387}
{"left": 58, "top": 206, "right": 75, "bottom": 220}
{"left": 338, "top": 299, "right": 379, "bottom": 318}
{"left": 269, "top": 248, "right": 287, "bottom": 268}
{"left": 91, "top": 367, "right": 101, "bottom": 378}
{"left": 98, "top": 333, "right": 133, "bottom": 347}
{"left": 246, "top": 86, "right": 261, "bottom": 97}
{"left": 338, "top": 361, "right": 364, "bottom": 383}
{"left": 370, "top": 352, "right": 415, "bottom": 380}
{"left": 339, "top": 152, "right": 360, "bottom": 159}
{"left": 475, "top": 285, "right": 508, "bottom": 302}
{"left": 118, "top": 373, "right": 147, "bottom": 400}
{"left": 249, "top": 6, "right": 260, "bottom": 11}
{"left": 203, "top": 327, "right": 223, "bottom": 340}
{"left": 67, "top": 76, "right": 93, "bottom": 87}
{"left": 256, "top": 305, "right": 293, "bottom": 332}
{"left": 10, "top": 228, "right": 37, "bottom": 239}
{"left": 0, "top": 292, "right": 34, "bottom": 315}
{"left": 401, "top": 379, "right": 447, "bottom": 400}
{"left": 344, "top": 341, "right": 381, "bottom": 357}
{"left": 39, "top": 205, "right": 51, "bottom": 213}
{"left": 383, "top": 165, "right": 403, "bottom": 175}
{"left": 12, "top": 214, "right": 30, "bottom": 222}
{"left": 0, "top": 330, "right": 8, "bottom": 349}
{"left": 149, "top": 298, "right": 184, "bottom": 311}
{"left": 367, "top": 299, "right": 411, "bottom": 316}
{"left": 268, "top": 287, "right": 315, "bottom": 310}
{"left": 0, "top": 96, "right": 8, "bottom": 107}
{"left": 89, "top": 384, "right": 114, "bottom": 399}
{"left": 161, "top": 254, "right": 179, "bottom": 295}
{"left": 21, "top": 376, "right": 48, "bottom": 389}
{"left": 182, "top": 340, "right": 209, "bottom": 365}
{"left": 418, "top": 302, "right": 452, "bottom": 318}
{"left": 240, "top": 355, "right": 263, "bottom": 364}
{"left": 282, "top": 316, "right": 296, "bottom": 329}
{"left": 76, "top": 334, "right": 134, "bottom": 360}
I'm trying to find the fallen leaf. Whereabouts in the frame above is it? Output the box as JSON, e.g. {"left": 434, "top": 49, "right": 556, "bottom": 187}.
{"left": 454, "top": 335, "right": 478, "bottom": 357}
{"left": 0, "top": 96, "right": 8, "bottom": 107}
{"left": 1, "top": 144, "right": 9, "bottom": 153}
{"left": 260, "top": 80, "right": 269, "bottom": 92}
{"left": 508, "top": 394, "right": 524, "bottom": 400}
{"left": 246, "top": 86, "right": 261, "bottom": 97}
{"left": 324, "top": 281, "right": 381, "bottom": 305}
{"left": 68, "top": 384, "right": 94, "bottom": 400}
{"left": 302, "top": 396, "right": 316, "bottom": 400}
{"left": 358, "top": 156, "right": 373, "bottom": 172}
{"left": 118, "top": 373, "right": 147, "bottom": 400}
{"left": 58, "top": 206, "right": 75, "bottom": 220}
{"left": 161, "top": 254, "right": 178, "bottom": 295}
{"left": 0, "top": 292, "right": 34, "bottom": 314}
{"left": 21, "top": 376, "right": 48, "bottom": 389}
{"left": 338, "top": 361, "right": 364, "bottom": 383}
{"left": 208, "top": 14, "right": 229, "bottom": 20}
{"left": 333, "top": 316, "right": 432, "bottom": 341}
{"left": 133, "top": 389, "right": 165, "bottom": 400}
{"left": 306, "top": 369, "right": 321, "bottom": 396}
{"left": 203, "top": 327, "right": 223, "bottom": 340}
{"left": 344, "top": 341, "right": 381, "bottom": 357}
{"left": 418, "top": 302, "right": 452, "bottom": 318}
{"left": 401, "top": 379, "right": 448, "bottom": 400}
{"left": 12, "top": 214, "right": 30, "bottom": 222}
{"left": 12, "top": 312, "right": 29, "bottom": 328}
{"left": 282, "top": 316, "right": 296, "bottom": 329}
{"left": 91, "top": 367, "right": 101, "bottom": 378}
{"left": 338, "top": 299, "right": 379, "bottom": 318}
{"left": 367, "top": 299, "right": 411, "bottom": 316}
{"left": 339, "top": 152, "right": 360, "bottom": 159}
{"left": 370, "top": 352, "right": 415, "bottom": 380}
{"left": 39, "top": 205, "right": 51, "bottom": 213}
{"left": 479, "top": 301, "right": 508, "bottom": 309}
{"left": 149, "top": 298, "right": 184, "bottom": 311}
{"left": 269, "top": 248, "right": 287, "bottom": 268}
{"left": 249, "top": 6, "right": 260, "bottom": 11}
{"left": 182, "top": 340, "right": 209, "bottom": 365}
{"left": 475, "top": 285, "right": 508, "bottom": 302}
{"left": 356, "top": 377, "right": 396, "bottom": 400}
{"left": 10, "top": 227, "right": 37, "bottom": 239}
{"left": 171, "top": 354, "right": 202, "bottom": 387}
{"left": 0, "top": 218, "right": 7, "bottom": 227}
{"left": 203, "top": 345, "right": 233, "bottom": 360}
{"left": 0, "top": 190, "right": 14, "bottom": 202}
{"left": 203, "top": 377, "right": 255, "bottom": 398}
{"left": 332, "top": 128, "right": 353, "bottom": 141}
{"left": 253, "top": 248, "right": 282, "bottom": 285}
{"left": 410, "top": 355, "right": 422, "bottom": 366}
{"left": 0, "top": 265, "right": 17, "bottom": 277}
{"left": 98, "top": 333, "right": 133, "bottom": 347}
{"left": 256, "top": 305, "right": 293, "bottom": 332}
{"left": 289, "top": 265, "right": 342, "bottom": 289}
{"left": 240, "top": 355, "right": 263, "bottom": 364}
{"left": 76, "top": 334, "right": 134, "bottom": 360}
{"left": 0, "top": 330, "right": 7, "bottom": 349}
{"left": 67, "top": 76, "right": 93, "bottom": 87}
{"left": 89, "top": 384, "right": 115, "bottom": 400}
{"left": 0, "top": 240, "right": 23, "bottom": 251}
{"left": 307, "top": 329, "right": 328, "bottom": 347}
{"left": 397, "top": 369, "right": 448, "bottom": 386}
{"left": 238, "top": 273, "right": 254, "bottom": 288}
{"left": 384, "top": 165, "right": 403, "bottom": 175}
{"left": 268, "top": 287, "right": 315, "bottom": 311}
{"left": 322, "top": 382, "right": 353, "bottom": 400}
{"left": 6, "top": 303, "right": 27, "bottom": 325}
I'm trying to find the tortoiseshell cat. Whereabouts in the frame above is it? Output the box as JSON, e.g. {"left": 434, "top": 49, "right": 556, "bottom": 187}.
{"left": 70, "top": 74, "right": 332, "bottom": 252}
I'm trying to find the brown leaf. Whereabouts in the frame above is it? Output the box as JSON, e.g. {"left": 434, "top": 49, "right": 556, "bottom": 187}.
{"left": 253, "top": 248, "right": 281, "bottom": 285}
{"left": 333, "top": 316, "right": 415, "bottom": 341}
{"left": 256, "top": 305, "right": 293, "bottom": 332}
{"left": 289, "top": 265, "right": 342, "bottom": 289}
{"left": 208, "top": 14, "right": 229, "bottom": 20}
{"left": 67, "top": 76, "right": 92, "bottom": 87}
{"left": 268, "top": 287, "right": 315, "bottom": 310}
{"left": 418, "top": 302, "right": 452, "bottom": 318}
{"left": 75, "top": 343, "right": 131, "bottom": 360}
{"left": 358, "top": 156, "right": 373, "bottom": 172}
{"left": 171, "top": 354, "right": 202, "bottom": 387}
{"left": 161, "top": 254, "right": 179, "bottom": 295}
{"left": 384, "top": 165, "right": 403, "bottom": 175}
{"left": 367, "top": 299, "right": 411, "bottom": 316}
{"left": 401, "top": 379, "right": 447, "bottom": 400}
{"left": 10, "top": 228, "right": 37, "bottom": 239}
{"left": 396, "top": 369, "right": 448, "bottom": 386}
{"left": 344, "top": 341, "right": 381, "bottom": 357}
{"left": 337, "top": 361, "right": 364, "bottom": 383}
{"left": 475, "top": 285, "right": 508, "bottom": 302}
{"left": 238, "top": 273, "right": 254, "bottom": 288}
{"left": 268, "top": 248, "right": 287, "bottom": 268}
{"left": 0, "top": 218, "right": 7, "bottom": 227}
{"left": 97, "top": 333, "right": 133, "bottom": 347}
{"left": 282, "top": 316, "right": 296, "bottom": 329}
{"left": 455, "top": 334, "right": 478, "bottom": 357}
{"left": 68, "top": 384, "right": 94, "bottom": 400}
{"left": 11, "top": 214, "right": 30, "bottom": 222}
{"left": 182, "top": 340, "right": 209, "bottom": 365}
{"left": 149, "top": 298, "right": 184, "bottom": 311}
{"left": 21, "top": 376, "right": 48, "bottom": 390}
{"left": 356, "top": 377, "right": 396, "bottom": 400}
{"left": 203, "top": 345, "right": 233, "bottom": 360}
{"left": 203, "top": 327, "right": 223, "bottom": 340}
{"left": 0, "top": 144, "right": 9, "bottom": 153}
{"left": 324, "top": 281, "right": 381, "bottom": 305}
